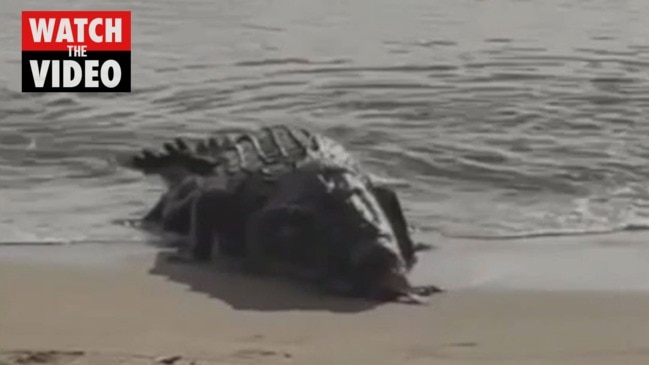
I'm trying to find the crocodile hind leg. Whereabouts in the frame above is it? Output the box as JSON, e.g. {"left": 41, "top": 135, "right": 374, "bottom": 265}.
{"left": 161, "top": 189, "right": 199, "bottom": 235}
{"left": 142, "top": 176, "right": 203, "bottom": 236}
{"left": 142, "top": 196, "right": 164, "bottom": 224}
{"left": 167, "top": 187, "right": 242, "bottom": 263}
{"left": 371, "top": 185, "right": 420, "bottom": 269}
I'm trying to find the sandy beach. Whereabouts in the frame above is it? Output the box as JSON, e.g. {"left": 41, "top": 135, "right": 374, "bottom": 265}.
{"left": 3, "top": 234, "right": 649, "bottom": 365}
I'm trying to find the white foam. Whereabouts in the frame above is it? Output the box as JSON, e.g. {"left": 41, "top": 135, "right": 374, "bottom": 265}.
{"left": 411, "top": 231, "right": 649, "bottom": 292}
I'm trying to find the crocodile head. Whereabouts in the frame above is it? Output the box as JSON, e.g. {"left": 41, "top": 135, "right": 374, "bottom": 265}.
{"left": 249, "top": 162, "right": 417, "bottom": 302}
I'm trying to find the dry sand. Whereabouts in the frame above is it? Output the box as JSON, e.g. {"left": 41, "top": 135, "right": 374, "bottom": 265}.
{"left": 3, "top": 242, "right": 649, "bottom": 365}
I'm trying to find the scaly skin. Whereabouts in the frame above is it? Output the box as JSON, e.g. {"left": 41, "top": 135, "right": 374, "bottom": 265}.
{"left": 125, "top": 125, "right": 441, "bottom": 302}
{"left": 240, "top": 161, "right": 415, "bottom": 299}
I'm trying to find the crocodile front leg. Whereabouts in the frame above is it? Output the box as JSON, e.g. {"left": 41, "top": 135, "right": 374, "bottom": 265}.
{"left": 371, "top": 185, "right": 419, "bottom": 269}
{"left": 241, "top": 207, "right": 318, "bottom": 278}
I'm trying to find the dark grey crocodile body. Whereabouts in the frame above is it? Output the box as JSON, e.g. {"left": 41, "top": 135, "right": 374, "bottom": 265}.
{"left": 125, "top": 124, "right": 440, "bottom": 303}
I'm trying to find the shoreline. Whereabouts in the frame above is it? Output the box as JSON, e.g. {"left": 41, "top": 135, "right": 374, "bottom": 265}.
{"left": 3, "top": 238, "right": 649, "bottom": 364}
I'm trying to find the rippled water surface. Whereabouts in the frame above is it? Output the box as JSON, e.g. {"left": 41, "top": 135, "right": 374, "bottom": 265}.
{"left": 2, "top": 0, "right": 649, "bottom": 244}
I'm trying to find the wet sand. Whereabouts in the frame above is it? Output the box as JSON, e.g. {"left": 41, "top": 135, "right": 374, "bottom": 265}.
{"left": 3, "top": 238, "right": 649, "bottom": 365}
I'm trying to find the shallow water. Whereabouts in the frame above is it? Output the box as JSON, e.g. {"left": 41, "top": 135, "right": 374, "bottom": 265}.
{"left": 2, "top": 0, "right": 649, "bottom": 245}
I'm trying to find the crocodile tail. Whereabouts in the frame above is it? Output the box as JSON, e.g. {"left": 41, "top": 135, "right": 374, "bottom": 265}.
{"left": 128, "top": 137, "right": 220, "bottom": 176}
{"left": 125, "top": 124, "right": 316, "bottom": 179}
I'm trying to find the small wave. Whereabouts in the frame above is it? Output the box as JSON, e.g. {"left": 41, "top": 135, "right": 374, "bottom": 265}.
{"left": 241, "top": 23, "right": 284, "bottom": 32}
{"left": 0, "top": 218, "right": 185, "bottom": 248}
{"left": 0, "top": 239, "right": 147, "bottom": 247}
{"left": 439, "top": 223, "right": 649, "bottom": 241}
{"left": 234, "top": 58, "right": 314, "bottom": 67}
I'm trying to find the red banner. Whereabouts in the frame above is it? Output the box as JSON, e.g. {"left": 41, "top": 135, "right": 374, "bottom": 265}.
{"left": 22, "top": 11, "right": 131, "bottom": 51}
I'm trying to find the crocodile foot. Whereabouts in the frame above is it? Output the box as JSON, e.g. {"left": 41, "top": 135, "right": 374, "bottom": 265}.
{"left": 395, "top": 285, "right": 444, "bottom": 305}
{"left": 411, "top": 284, "right": 444, "bottom": 296}
{"left": 414, "top": 242, "right": 434, "bottom": 252}
{"left": 165, "top": 251, "right": 195, "bottom": 264}
{"left": 165, "top": 248, "right": 210, "bottom": 264}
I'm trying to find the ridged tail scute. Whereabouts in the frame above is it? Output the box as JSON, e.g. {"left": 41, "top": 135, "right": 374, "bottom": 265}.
{"left": 215, "top": 125, "right": 319, "bottom": 176}
{"left": 127, "top": 124, "right": 324, "bottom": 183}
{"left": 130, "top": 137, "right": 220, "bottom": 176}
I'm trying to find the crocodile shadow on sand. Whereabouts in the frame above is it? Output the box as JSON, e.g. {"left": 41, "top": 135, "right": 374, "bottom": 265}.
{"left": 147, "top": 240, "right": 380, "bottom": 312}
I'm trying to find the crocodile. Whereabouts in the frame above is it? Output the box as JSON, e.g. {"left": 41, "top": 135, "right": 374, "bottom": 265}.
{"left": 125, "top": 124, "right": 440, "bottom": 303}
